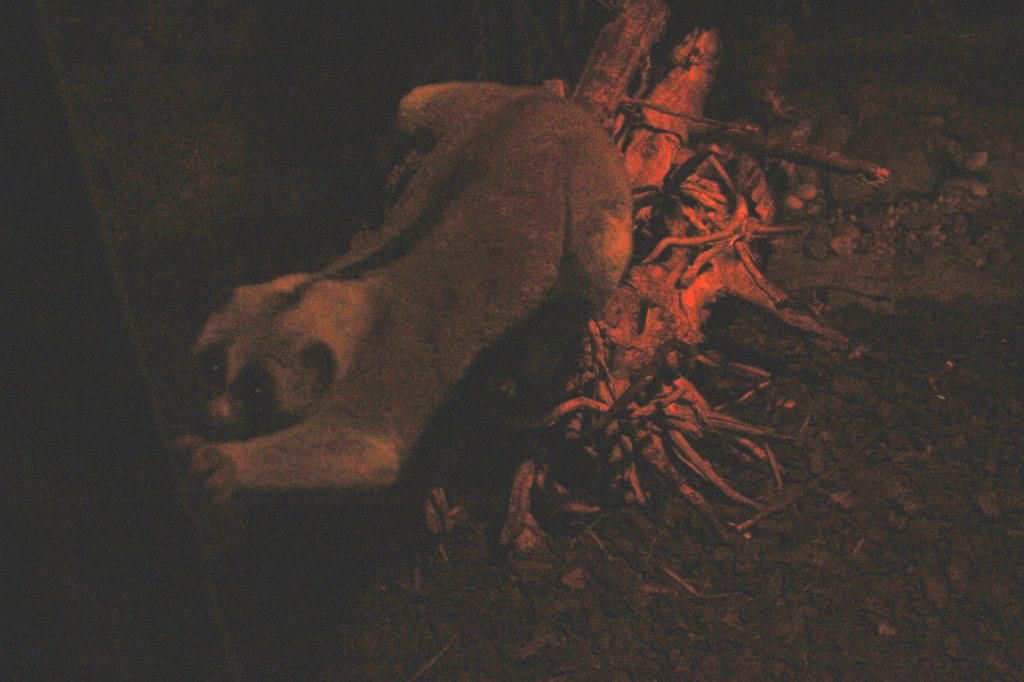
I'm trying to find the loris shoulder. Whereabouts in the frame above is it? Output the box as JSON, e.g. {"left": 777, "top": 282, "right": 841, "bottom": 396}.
{"left": 173, "top": 82, "right": 633, "bottom": 506}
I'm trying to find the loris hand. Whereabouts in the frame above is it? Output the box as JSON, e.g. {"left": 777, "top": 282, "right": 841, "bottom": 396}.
{"left": 170, "top": 434, "right": 240, "bottom": 510}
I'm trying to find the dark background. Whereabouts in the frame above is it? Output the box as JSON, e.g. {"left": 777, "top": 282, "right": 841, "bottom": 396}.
{"left": 3, "top": 1, "right": 1021, "bottom": 679}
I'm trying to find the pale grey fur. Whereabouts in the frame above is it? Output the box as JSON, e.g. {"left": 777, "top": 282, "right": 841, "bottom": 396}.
{"left": 183, "top": 82, "right": 633, "bottom": 497}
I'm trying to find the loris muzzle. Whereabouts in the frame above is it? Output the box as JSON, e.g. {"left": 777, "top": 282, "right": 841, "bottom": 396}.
{"left": 173, "top": 82, "right": 634, "bottom": 506}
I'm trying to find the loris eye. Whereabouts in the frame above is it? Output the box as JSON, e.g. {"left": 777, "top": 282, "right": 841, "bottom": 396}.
{"left": 197, "top": 344, "right": 227, "bottom": 393}
{"left": 232, "top": 366, "right": 275, "bottom": 421}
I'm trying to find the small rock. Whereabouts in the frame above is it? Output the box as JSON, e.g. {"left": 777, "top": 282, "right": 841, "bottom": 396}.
{"left": 560, "top": 566, "right": 589, "bottom": 591}
{"left": 795, "top": 183, "right": 818, "bottom": 201}
{"left": 968, "top": 181, "right": 989, "bottom": 199}
{"left": 830, "top": 232, "right": 859, "bottom": 257}
{"left": 829, "top": 491, "right": 856, "bottom": 509}
{"left": 976, "top": 491, "right": 1001, "bottom": 519}
{"left": 877, "top": 623, "right": 898, "bottom": 636}
{"left": 962, "top": 151, "right": 989, "bottom": 172}
{"left": 783, "top": 194, "right": 804, "bottom": 212}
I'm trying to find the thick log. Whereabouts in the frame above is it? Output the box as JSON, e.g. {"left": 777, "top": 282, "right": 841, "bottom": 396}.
{"left": 572, "top": 0, "right": 670, "bottom": 126}
{"left": 641, "top": 28, "right": 722, "bottom": 140}
{"left": 622, "top": 28, "right": 722, "bottom": 186}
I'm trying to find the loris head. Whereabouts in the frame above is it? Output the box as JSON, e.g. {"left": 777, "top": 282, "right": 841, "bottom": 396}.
{"left": 192, "top": 273, "right": 374, "bottom": 440}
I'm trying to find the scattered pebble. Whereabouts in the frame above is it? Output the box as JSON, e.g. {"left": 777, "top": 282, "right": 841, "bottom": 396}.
{"left": 962, "top": 151, "right": 989, "bottom": 172}
{"left": 829, "top": 230, "right": 860, "bottom": 257}
{"left": 795, "top": 183, "right": 818, "bottom": 201}
{"left": 877, "top": 623, "right": 898, "bottom": 636}
{"left": 976, "top": 491, "right": 1002, "bottom": 519}
{"left": 829, "top": 491, "right": 856, "bottom": 509}
{"left": 560, "top": 566, "right": 589, "bottom": 591}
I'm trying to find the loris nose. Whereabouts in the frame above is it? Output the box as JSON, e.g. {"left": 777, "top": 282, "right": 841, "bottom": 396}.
{"left": 203, "top": 394, "right": 247, "bottom": 441}
{"left": 207, "top": 394, "right": 236, "bottom": 424}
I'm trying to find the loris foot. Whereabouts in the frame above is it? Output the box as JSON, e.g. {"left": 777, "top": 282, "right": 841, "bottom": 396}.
{"left": 170, "top": 433, "right": 240, "bottom": 511}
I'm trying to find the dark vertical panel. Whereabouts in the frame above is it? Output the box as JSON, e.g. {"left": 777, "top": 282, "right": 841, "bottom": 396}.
{"left": 0, "top": 2, "right": 227, "bottom": 679}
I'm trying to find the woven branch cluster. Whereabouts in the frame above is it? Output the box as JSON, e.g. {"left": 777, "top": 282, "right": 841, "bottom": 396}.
{"left": 493, "top": 21, "right": 874, "bottom": 553}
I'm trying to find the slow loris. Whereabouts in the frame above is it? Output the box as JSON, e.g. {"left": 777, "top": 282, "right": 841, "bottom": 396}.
{"left": 173, "top": 82, "right": 633, "bottom": 507}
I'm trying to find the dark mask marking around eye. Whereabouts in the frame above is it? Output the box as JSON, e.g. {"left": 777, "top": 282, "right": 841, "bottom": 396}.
{"left": 230, "top": 364, "right": 276, "bottom": 426}
{"left": 301, "top": 341, "right": 336, "bottom": 394}
{"left": 197, "top": 343, "right": 227, "bottom": 394}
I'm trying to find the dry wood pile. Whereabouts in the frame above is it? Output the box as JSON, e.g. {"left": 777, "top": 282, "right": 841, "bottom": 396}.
{"left": 492, "top": 0, "right": 889, "bottom": 553}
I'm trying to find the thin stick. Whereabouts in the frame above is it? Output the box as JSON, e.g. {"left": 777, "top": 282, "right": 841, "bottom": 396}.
{"left": 722, "top": 131, "right": 890, "bottom": 185}
{"left": 621, "top": 98, "right": 761, "bottom": 134}
{"left": 734, "top": 476, "right": 827, "bottom": 532}
{"left": 543, "top": 396, "right": 610, "bottom": 424}
{"left": 407, "top": 638, "right": 455, "bottom": 682}
{"left": 624, "top": 96, "right": 889, "bottom": 183}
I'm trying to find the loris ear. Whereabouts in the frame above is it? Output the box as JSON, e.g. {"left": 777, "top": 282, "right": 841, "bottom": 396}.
{"left": 300, "top": 341, "right": 336, "bottom": 393}
{"left": 377, "top": 127, "right": 433, "bottom": 175}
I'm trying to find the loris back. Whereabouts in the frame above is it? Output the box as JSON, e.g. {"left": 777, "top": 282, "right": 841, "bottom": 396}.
{"left": 182, "top": 82, "right": 633, "bottom": 499}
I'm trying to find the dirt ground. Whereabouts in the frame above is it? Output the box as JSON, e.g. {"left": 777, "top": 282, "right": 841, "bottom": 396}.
{"left": 224, "top": 27, "right": 1024, "bottom": 682}
{"left": 43, "top": 5, "right": 1024, "bottom": 680}
{"left": 310, "top": 302, "right": 1024, "bottom": 681}
{"left": 318, "top": 26, "right": 1024, "bottom": 682}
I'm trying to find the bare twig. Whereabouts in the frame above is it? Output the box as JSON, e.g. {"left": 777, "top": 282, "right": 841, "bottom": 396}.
{"left": 721, "top": 130, "right": 890, "bottom": 185}
{"left": 407, "top": 638, "right": 455, "bottom": 682}
{"left": 734, "top": 475, "right": 828, "bottom": 532}
{"left": 621, "top": 98, "right": 761, "bottom": 134}
{"left": 544, "top": 397, "right": 610, "bottom": 424}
